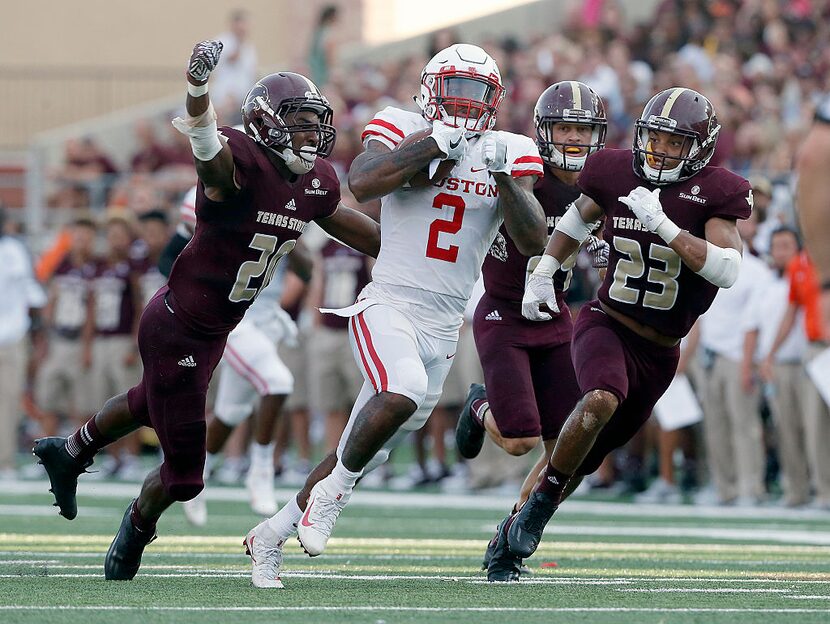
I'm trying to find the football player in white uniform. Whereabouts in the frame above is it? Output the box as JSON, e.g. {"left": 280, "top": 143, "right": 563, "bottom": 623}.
{"left": 170, "top": 186, "right": 310, "bottom": 525}
{"left": 244, "top": 43, "right": 547, "bottom": 588}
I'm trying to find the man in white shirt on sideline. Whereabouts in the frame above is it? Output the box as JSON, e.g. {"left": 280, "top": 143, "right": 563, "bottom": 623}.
{"left": 698, "top": 209, "right": 772, "bottom": 505}
{"left": 745, "top": 226, "right": 808, "bottom": 507}
{"left": 0, "top": 207, "right": 47, "bottom": 479}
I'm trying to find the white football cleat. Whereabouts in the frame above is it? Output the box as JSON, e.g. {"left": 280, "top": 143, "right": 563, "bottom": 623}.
{"left": 244, "top": 522, "right": 284, "bottom": 589}
{"left": 296, "top": 476, "right": 351, "bottom": 556}
{"left": 246, "top": 461, "right": 277, "bottom": 516}
{"left": 182, "top": 490, "right": 207, "bottom": 527}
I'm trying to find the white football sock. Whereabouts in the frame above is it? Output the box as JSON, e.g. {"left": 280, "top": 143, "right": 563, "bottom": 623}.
{"left": 203, "top": 452, "right": 217, "bottom": 480}
{"left": 250, "top": 442, "right": 275, "bottom": 467}
{"left": 329, "top": 459, "right": 362, "bottom": 492}
{"left": 266, "top": 495, "right": 302, "bottom": 542}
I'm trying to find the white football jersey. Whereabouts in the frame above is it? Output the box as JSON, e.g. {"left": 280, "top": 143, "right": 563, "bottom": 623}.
{"left": 361, "top": 106, "right": 543, "bottom": 338}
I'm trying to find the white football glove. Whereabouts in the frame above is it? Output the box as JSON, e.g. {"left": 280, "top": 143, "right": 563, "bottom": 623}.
{"left": 480, "top": 132, "right": 510, "bottom": 174}
{"left": 429, "top": 120, "right": 467, "bottom": 160}
{"left": 521, "top": 273, "right": 560, "bottom": 321}
{"left": 187, "top": 40, "right": 223, "bottom": 84}
{"left": 586, "top": 235, "right": 609, "bottom": 268}
{"left": 617, "top": 187, "right": 682, "bottom": 243}
{"left": 617, "top": 187, "right": 666, "bottom": 232}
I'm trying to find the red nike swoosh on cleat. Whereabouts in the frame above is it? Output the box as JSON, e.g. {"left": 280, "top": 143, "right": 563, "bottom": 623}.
{"left": 300, "top": 498, "right": 315, "bottom": 527}
{"left": 247, "top": 536, "right": 256, "bottom": 563}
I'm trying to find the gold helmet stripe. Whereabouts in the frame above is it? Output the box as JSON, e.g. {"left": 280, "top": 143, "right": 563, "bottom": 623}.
{"left": 570, "top": 81, "right": 582, "bottom": 109}
{"left": 660, "top": 87, "right": 687, "bottom": 118}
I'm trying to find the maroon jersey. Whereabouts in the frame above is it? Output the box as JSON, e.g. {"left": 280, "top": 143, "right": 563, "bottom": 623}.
{"left": 50, "top": 257, "right": 96, "bottom": 338}
{"left": 91, "top": 257, "right": 137, "bottom": 336}
{"left": 319, "top": 239, "right": 371, "bottom": 330}
{"left": 578, "top": 149, "right": 752, "bottom": 338}
{"left": 482, "top": 165, "right": 581, "bottom": 304}
{"left": 167, "top": 127, "right": 340, "bottom": 334}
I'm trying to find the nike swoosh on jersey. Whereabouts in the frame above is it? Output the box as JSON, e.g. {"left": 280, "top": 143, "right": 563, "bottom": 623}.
{"left": 470, "top": 167, "right": 487, "bottom": 173}
{"left": 449, "top": 137, "right": 462, "bottom": 149}
{"left": 446, "top": 353, "right": 456, "bottom": 359}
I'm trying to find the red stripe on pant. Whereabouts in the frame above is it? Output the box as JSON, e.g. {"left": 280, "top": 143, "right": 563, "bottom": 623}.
{"left": 356, "top": 311, "right": 388, "bottom": 391}
{"left": 224, "top": 343, "right": 269, "bottom": 395}
{"left": 351, "top": 315, "right": 379, "bottom": 392}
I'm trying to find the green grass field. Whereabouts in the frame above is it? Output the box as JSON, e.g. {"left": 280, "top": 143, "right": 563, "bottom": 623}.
{"left": 1, "top": 479, "right": 829, "bottom": 624}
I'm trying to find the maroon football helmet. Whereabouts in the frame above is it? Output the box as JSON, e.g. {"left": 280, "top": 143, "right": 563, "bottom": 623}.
{"left": 534, "top": 81, "right": 607, "bottom": 171}
{"left": 633, "top": 87, "right": 720, "bottom": 185}
{"left": 241, "top": 72, "right": 336, "bottom": 169}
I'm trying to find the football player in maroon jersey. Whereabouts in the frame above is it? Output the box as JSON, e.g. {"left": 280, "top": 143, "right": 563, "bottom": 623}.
{"left": 509, "top": 87, "right": 752, "bottom": 562}
{"left": 451, "top": 81, "right": 609, "bottom": 580}
{"left": 33, "top": 40, "right": 380, "bottom": 581}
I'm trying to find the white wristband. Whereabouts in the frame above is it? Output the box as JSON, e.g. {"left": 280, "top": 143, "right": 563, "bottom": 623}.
{"left": 655, "top": 218, "right": 682, "bottom": 243}
{"left": 533, "top": 254, "right": 561, "bottom": 278}
{"left": 187, "top": 82, "right": 209, "bottom": 97}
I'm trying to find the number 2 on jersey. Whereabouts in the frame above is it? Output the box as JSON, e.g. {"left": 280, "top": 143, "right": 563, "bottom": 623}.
{"left": 426, "top": 192, "right": 465, "bottom": 263}
{"left": 229, "top": 234, "right": 296, "bottom": 303}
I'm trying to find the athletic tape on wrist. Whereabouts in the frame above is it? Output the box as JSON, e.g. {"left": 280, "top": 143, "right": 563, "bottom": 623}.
{"left": 187, "top": 82, "right": 209, "bottom": 97}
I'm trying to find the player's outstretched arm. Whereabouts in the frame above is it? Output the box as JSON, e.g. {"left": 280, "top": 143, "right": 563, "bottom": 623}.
{"left": 618, "top": 187, "right": 742, "bottom": 288}
{"left": 348, "top": 122, "right": 465, "bottom": 202}
{"left": 479, "top": 132, "right": 545, "bottom": 254}
{"left": 287, "top": 240, "right": 314, "bottom": 283}
{"left": 171, "top": 41, "right": 237, "bottom": 201}
{"left": 494, "top": 174, "right": 546, "bottom": 255}
{"left": 316, "top": 204, "right": 381, "bottom": 259}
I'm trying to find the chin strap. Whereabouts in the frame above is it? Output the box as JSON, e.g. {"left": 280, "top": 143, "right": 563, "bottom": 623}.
{"left": 273, "top": 145, "right": 317, "bottom": 174}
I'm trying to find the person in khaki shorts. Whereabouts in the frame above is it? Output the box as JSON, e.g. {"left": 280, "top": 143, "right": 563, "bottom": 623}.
{"left": 35, "top": 217, "right": 98, "bottom": 435}
{"left": 309, "top": 239, "right": 371, "bottom": 452}
{"left": 747, "top": 227, "right": 808, "bottom": 506}
{"left": 86, "top": 214, "right": 145, "bottom": 477}
{"left": 0, "top": 206, "right": 46, "bottom": 478}
{"left": 763, "top": 248, "right": 830, "bottom": 509}
{"left": 699, "top": 211, "right": 772, "bottom": 506}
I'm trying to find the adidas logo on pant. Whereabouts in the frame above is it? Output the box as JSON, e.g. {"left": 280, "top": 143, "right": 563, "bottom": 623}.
{"left": 178, "top": 355, "right": 197, "bottom": 367}
{"left": 485, "top": 310, "right": 502, "bottom": 321}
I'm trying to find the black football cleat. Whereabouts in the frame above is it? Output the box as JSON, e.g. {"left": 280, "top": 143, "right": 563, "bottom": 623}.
{"left": 482, "top": 515, "right": 531, "bottom": 576}
{"left": 32, "top": 437, "right": 92, "bottom": 520}
{"left": 507, "top": 491, "right": 558, "bottom": 559}
{"left": 455, "top": 383, "right": 487, "bottom": 459}
{"left": 104, "top": 500, "right": 157, "bottom": 580}
{"left": 487, "top": 515, "right": 522, "bottom": 582}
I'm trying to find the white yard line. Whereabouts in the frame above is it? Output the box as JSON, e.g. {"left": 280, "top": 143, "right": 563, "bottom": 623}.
{"left": 499, "top": 523, "right": 830, "bottom": 546}
{"left": 0, "top": 606, "right": 828, "bottom": 613}
{"left": 1, "top": 570, "right": 829, "bottom": 586}
{"left": 5, "top": 479, "right": 830, "bottom": 521}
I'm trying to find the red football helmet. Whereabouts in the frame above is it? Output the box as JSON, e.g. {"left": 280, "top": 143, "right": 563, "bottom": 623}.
{"left": 633, "top": 87, "right": 720, "bottom": 184}
{"left": 241, "top": 72, "right": 336, "bottom": 174}
{"left": 534, "top": 81, "right": 607, "bottom": 171}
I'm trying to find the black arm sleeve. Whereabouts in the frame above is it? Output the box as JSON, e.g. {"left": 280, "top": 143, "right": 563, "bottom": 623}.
{"left": 158, "top": 232, "right": 190, "bottom": 277}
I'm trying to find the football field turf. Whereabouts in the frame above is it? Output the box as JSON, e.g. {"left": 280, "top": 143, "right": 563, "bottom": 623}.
{"left": 1, "top": 481, "right": 829, "bottom": 623}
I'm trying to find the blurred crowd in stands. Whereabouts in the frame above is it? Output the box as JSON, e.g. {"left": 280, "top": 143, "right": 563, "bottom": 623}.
{"left": 3, "top": 0, "right": 830, "bottom": 509}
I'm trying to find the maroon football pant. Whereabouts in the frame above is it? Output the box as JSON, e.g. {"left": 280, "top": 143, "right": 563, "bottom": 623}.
{"left": 570, "top": 301, "right": 680, "bottom": 476}
{"left": 473, "top": 294, "right": 580, "bottom": 440}
{"left": 126, "top": 288, "right": 227, "bottom": 501}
